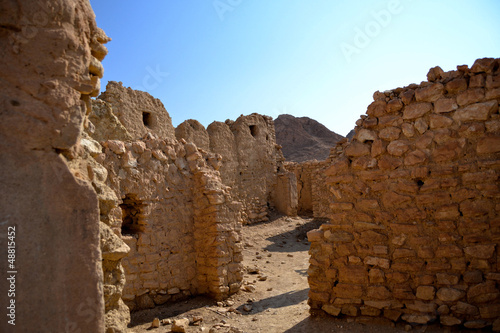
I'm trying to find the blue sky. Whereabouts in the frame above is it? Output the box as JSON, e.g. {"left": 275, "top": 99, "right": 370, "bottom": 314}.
{"left": 90, "top": 0, "right": 500, "bottom": 136}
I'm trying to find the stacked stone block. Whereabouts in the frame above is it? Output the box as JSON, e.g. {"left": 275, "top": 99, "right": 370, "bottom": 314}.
{"left": 97, "top": 135, "right": 243, "bottom": 311}
{"left": 307, "top": 58, "right": 500, "bottom": 330}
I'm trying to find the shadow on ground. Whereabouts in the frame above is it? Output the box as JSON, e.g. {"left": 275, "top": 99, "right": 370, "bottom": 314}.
{"left": 237, "top": 288, "right": 309, "bottom": 315}
{"left": 263, "top": 218, "right": 327, "bottom": 253}
{"left": 129, "top": 295, "right": 216, "bottom": 327}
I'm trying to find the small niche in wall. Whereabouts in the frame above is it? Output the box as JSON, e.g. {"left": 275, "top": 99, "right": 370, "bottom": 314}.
{"left": 142, "top": 111, "right": 153, "bottom": 128}
{"left": 415, "top": 179, "right": 425, "bottom": 189}
{"left": 249, "top": 125, "right": 258, "bottom": 137}
{"left": 120, "top": 194, "right": 146, "bottom": 236}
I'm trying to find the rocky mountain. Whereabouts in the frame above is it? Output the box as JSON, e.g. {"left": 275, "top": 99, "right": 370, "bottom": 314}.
{"left": 274, "top": 114, "right": 345, "bottom": 162}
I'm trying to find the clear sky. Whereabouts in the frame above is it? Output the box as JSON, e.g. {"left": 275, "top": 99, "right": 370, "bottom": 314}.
{"left": 89, "top": 0, "right": 500, "bottom": 136}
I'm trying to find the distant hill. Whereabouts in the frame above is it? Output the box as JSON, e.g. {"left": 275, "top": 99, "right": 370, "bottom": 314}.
{"left": 274, "top": 114, "right": 345, "bottom": 162}
{"left": 346, "top": 129, "right": 355, "bottom": 140}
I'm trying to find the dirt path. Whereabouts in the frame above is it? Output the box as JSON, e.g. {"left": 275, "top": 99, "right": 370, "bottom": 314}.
{"left": 127, "top": 215, "right": 445, "bottom": 333}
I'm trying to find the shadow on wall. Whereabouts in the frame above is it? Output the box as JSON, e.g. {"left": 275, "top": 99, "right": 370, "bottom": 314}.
{"left": 119, "top": 193, "right": 146, "bottom": 236}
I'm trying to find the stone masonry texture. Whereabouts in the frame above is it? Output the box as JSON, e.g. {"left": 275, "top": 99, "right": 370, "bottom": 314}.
{"left": 3, "top": 1, "right": 499, "bottom": 331}
{"left": 306, "top": 58, "right": 500, "bottom": 330}
{"left": 89, "top": 84, "right": 245, "bottom": 313}
{"left": 178, "top": 114, "right": 295, "bottom": 223}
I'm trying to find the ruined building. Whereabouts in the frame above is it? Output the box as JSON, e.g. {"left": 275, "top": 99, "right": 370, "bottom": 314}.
{"left": 176, "top": 114, "right": 295, "bottom": 223}
{"left": 306, "top": 58, "right": 500, "bottom": 330}
{"left": 1, "top": 0, "right": 272, "bottom": 331}
{"left": 1, "top": 0, "right": 499, "bottom": 331}
{"left": 86, "top": 80, "right": 299, "bottom": 312}
{"left": 89, "top": 81, "right": 246, "bottom": 312}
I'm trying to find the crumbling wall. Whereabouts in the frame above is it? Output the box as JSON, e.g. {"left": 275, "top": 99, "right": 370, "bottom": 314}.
{"left": 99, "top": 137, "right": 243, "bottom": 310}
{"left": 207, "top": 121, "right": 239, "bottom": 188}
{"left": 229, "top": 114, "right": 286, "bottom": 222}
{"left": 0, "top": 0, "right": 115, "bottom": 331}
{"left": 70, "top": 130, "right": 132, "bottom": 332}
{"left": 176, "top": 119, "right": 210, "bottom": 151}
{"left": 273, "top": 172, "right": 298, "bottom": 216}
{"left": 91, "top": 86, "right": 243, "bottom": 311}
{"left": 180, "top": 114, "right": 289, "bottom": 224}
{"left": 285, "top": 160, "right": 330, "bottom": 216}
{"left": 98, "top": 81, "right": 176, "bottom": 140}
{"left": 308, "top": 58, "right": 500, "bottom": 330}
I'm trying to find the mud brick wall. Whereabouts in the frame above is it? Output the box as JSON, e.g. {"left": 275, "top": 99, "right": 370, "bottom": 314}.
{"left": 307, "top": 58, "right": 500, "bottom": 330}
{"left": 97, "top": 137, "right": 243, "bottom": 311}
{"left": 285, "top": 158, "right": 336, "bottom": 219}
{"left": 285, "top": 161, "right": 316, "bottom": 215}
{"left": 177, "top": 114, "right": 288, "bottom": 224}
{"left": 98, "top": 81, "right": 176, "bottom": 141}
{"left": 91, "top": 85, "right": 244, "bottom": 311}
{"left": 272, "top": 172, "right": 298, "bottom": 216}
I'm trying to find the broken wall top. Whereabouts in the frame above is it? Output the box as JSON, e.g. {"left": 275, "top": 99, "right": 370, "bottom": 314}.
{"left": 307, "top": 57, "right": 500, "bottom": 328}
{"left": 98, "top": 81, "right": 176, "bottom": 141}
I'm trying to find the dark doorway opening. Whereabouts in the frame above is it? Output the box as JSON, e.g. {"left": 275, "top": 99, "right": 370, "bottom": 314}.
{"left": 120, "top": 194, "right": 146, "bottom": 235}
{"left": 143, "top": 112, "right": 153, "bottom": 128}
{"left": 249, "top": 125, "right": 258, "bottom": 137}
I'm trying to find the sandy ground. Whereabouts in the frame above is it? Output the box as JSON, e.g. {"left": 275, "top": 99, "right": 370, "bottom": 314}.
{"left": 127, "top": 215, "right": 456, "bottom": 333}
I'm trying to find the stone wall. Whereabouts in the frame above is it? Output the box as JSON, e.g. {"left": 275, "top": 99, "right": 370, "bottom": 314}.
{"left": 285, "top": 160, "right": 331, "bottom": 217}
{"left": 175, "top": 119, "right": 210, "bottom": 151}
{"left": 273, "top": 172, "right": 298, "bottom": 216}
{"left": 178, "top": 114, "right": 291, "bottom": 223}
{"left": 98, "top": 81, "right": 176, "bottom": 141}
{"left": 307, "top": 58, "right": 500, "bottom": 330}
{"left": 90, "top": 86, "right": 244, "bottom": 311}
{"left": 0, "top": 0, "right": 117, "bottom": 331}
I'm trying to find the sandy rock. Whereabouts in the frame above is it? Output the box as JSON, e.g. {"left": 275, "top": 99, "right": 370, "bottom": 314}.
{"left": 172, "top": 318, "right": 190, "bottom": 332}
{"left": 242, "top": 285, "right": 256, "bottom": 292}
{"left": 150, "top": 318, "right": 160, "bottom": 328}
{"left": 464, "top": 320, "right": 489, "bottom": 329}
{"left": 0, "top": 0, "right": 114, "bottom": 331}
{"left": 100, "top": 223, "right": 130, "bottom": 261}
{"left": 436, "top": 288, "right": 465, "bottom": 302}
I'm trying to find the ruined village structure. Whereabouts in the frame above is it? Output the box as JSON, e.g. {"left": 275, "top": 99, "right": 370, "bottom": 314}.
{"left": 0, "top": 0, "right": 499, "bottom": 332}
{"left": 306, "top": 58, "right": 500, "bottom": 329}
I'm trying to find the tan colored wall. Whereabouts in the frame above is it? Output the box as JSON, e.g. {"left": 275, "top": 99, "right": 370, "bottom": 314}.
{"left": 91, "top": 86, "right": 244, "bottom": 311}
{"left": 100, "top": 138, "right": 243, "bottom": 310}
{"left": 98, "top": 81, "right": 176, "bottom": 141}
{"left": 272, "top": 172, "right": 298, "bottom": 216}
{"left": 0, "top": 0, "right": 113, "bottom": 331}
{"left": 176, "top": 119, "right": 210, "bottom": 151}
{"left": 179, "top": 114, "right": 288, "bottom": 224}
{"left": 307, "top": 58, "right": 500, "bottom": 330}
{"left": 285, "top": 160, "right": 330, "bottom": 216}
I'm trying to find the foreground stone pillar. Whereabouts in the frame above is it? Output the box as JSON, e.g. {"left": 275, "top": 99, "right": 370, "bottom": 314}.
{"left": 0, "top": 1, "right": 106, "bottom": 331}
